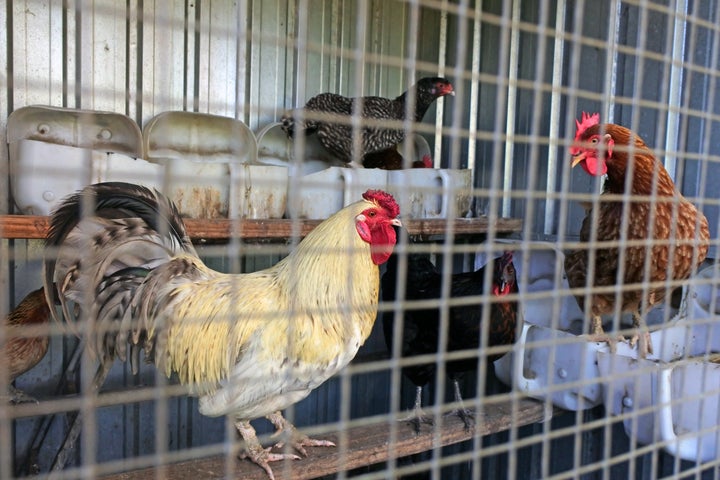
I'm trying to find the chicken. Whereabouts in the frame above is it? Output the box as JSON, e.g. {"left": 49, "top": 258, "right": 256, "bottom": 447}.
{"left": 281, "top": 77, "right": 454, "bottom": 166}
{"left": 1, "top": 287, "right": 51, "bottom": 404}
{"left": 362, "top": 150, "right": 434, "bottom": 170}
{"left": 44, "top": 182, "right": 401, "bottom": 479}
{"left": 382, "top": 239, "right": 518, "bottom": 432}
{"left": 565, "top": 112, "right": 710, "bottom": 357}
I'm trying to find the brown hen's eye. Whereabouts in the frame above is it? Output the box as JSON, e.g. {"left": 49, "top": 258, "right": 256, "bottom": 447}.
{"left": 368, "top": 210, "right": 376, "bottom": 217}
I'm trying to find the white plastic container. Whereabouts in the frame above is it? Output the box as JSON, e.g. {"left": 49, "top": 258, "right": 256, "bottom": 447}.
{"left": 489, "top": 242, "right": 606, "bottom": 410}
{"left": 143, "top": 111, "right": 285, "bottom": 219}
{"left": 229, "top": 163, "right": 288, "bottom": 219}
{"left": 255, "top": 122, "right": 344, "bottom": 176}
{"left": 7, "top": 105, "right": 154, "bottom": 215}
{"left": 287, "top": 167, "right": 388, "bottom": 219}
{"left": 257, "top": 121, "right": 384, "bottom": 219}
{"left": 387, "top": 168, "right": 473, "bottom": 218}
{"left": 598, "top": 264, "right": 720, "bottom": 462}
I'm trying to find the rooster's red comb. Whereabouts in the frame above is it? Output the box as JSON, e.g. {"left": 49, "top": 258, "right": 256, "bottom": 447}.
{"left": 575, "top": 112, "right": 600, "bottom": 140}
{"left": 363, "top": 189, "right": 400, "bottom": 218}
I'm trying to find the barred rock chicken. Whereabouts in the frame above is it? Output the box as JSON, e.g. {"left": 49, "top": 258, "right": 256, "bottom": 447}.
{"left": 44, "top": 182, "right": 401, "bottom": 479}
{"left": 565, "top": 112, "right": 710, "bottom": 357}
{"left": 382, "top": 240, "right": 517, "bottom": 431}
{"left": 1, "top": 287, "right": 51, "bottom": 404}
{"left": 281, "top": 77, "right": 454, "bottom": 166}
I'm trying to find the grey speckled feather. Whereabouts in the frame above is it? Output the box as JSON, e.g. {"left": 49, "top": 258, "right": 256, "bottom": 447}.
{"left": 281, "top": 77, "right": 453, "bottom": 163}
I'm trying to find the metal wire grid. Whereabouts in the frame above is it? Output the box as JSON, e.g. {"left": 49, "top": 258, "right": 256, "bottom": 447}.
{"left": 0, "top": 0, "right": 719, "bottom": 479}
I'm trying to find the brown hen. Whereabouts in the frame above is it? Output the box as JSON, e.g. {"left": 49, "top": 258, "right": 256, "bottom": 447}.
{"left": 564, "top": 112, "right": 710, "bottom": 357}
{"left": 1, "top": 287, "right": 50, "bottom": 403}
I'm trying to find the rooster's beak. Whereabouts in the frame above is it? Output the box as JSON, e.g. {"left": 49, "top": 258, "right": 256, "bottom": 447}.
{"left": 391, "top": 218, "right": 403, "bottom": 227}
{"left": 571, "top": 153, "right": 586, "bottom": 168}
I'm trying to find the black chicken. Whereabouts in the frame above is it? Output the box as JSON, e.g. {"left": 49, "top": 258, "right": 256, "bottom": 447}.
{"left": 281, "top": 77, "right": 454, "bottom": 166}
{"left": 382, "top": 241, "right": 518, "bottom": 431}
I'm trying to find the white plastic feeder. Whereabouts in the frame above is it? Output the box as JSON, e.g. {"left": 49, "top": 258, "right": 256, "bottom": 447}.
{"left": 255, "top": 122, "right": 396, "bottom": 219}
{"left": 598, "top": 264, "right": 720, "bottom": 462}
{"left": 387, "top": 134, "right": 472, "bottom": 219}
{"left": 490, "top": 242, "right": 607, "bottom": 410}
{"left": 255, "top": 122, "right": 345, "bottom": 176}
{"left": 7, "top": 105, "right": 155, "bottom": 215}
{"left": 287, "top": 167, "right": 388, "bottom": 219}
{"left": 144, "top": 112, "right": 284, "bottom": 219}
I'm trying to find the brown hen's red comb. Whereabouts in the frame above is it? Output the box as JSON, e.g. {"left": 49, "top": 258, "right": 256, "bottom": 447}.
{"left": 575, "top": 112, "right": 600, "bottom": 140}
{"left": 363, "top": 189, "right": 400, "bottom": 218}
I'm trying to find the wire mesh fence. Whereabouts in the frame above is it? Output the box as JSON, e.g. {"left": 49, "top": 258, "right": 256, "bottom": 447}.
{"left": 1, "top": 0, "right": 720, "bottom": 479}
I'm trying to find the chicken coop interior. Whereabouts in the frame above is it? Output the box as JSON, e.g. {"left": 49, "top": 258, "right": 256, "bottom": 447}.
{"left": 2, "top": 0, "right": 720, "bottom": 479}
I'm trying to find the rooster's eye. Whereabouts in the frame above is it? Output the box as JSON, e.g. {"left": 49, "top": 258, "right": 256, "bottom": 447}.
{"left": 591, "top": 138, "right": 599, "bottom": 144}
{"left": 368, "top": 210, "right": 376, "bottom": 217}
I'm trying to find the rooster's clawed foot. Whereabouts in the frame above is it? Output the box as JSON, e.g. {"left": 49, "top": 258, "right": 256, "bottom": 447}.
{"left": 235, "top": 419, "right": 300, "bottom": 480}
{"left": 267, "top": 411, "right": 335, "bottom": 457}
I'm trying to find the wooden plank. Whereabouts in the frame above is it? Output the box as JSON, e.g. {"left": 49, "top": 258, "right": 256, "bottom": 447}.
{"left": 100, "top": 397, "right": 552, "bottom": 480}
{"left": 0, "top": 215, "right": 522, "bottom": 241}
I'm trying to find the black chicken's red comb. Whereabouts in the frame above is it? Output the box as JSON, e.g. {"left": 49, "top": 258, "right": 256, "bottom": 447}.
{"left": 363, "top": 189, "right": 400, "bottom": 218}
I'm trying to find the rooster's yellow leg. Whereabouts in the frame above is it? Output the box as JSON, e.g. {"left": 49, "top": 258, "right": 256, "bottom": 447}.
{"left": 266, "top": 411, "right": 335, "bottom": 457}
{"left": 235, "top": 419, "right": 299, "bottom": 480}
{"left": 629, "top": 312, "right": 653, "bottom": 358}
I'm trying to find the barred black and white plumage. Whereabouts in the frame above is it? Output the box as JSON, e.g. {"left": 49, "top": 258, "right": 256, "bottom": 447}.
{"left": 281, "top": 77, "right": 454, "bottom": 165}
{"left": 44, "top": 182, "right": 195, "bottom": 366}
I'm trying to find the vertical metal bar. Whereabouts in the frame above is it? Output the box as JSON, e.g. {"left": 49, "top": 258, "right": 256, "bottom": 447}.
{"left": 235, "top": 0, "right": 248, "bottom": 123}
{"left": 663, "top": 0, "right": 688, "bottom": 181}
{"left": 501, "top": 0, "right": 520, "bottom": 218}
{"left": 605, "top": 0, "right": 623, "bottom": 123}
{"left": 433, "top": 2, "right": 448, "bottom": 167}
{"left": 544, "top": 0, "right": 566, "bottom": 236}
{"left": 466, "top": 0, "right": 482, "bottom": 173}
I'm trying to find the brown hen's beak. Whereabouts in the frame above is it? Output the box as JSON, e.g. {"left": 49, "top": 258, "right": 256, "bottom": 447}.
{"left": 571, "top": 153, "right": 586, "bottom": 168}
{"left": 391, "top": 218, "right": 403, "bottom": 227}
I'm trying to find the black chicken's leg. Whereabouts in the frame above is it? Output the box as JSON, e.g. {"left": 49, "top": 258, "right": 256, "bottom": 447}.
{"left": 398, "top": 385, "right": 434, "bottom": 433}
{"left": 445, "top": 379, "right": 474, "bottom": 430}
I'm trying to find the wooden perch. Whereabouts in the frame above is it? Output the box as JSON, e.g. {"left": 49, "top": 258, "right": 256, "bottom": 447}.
{"left": 0, "top": 215, "right": 522, "bottom": 241}
{"left": 101, "top": 397, "right": 551, "bottom": 480}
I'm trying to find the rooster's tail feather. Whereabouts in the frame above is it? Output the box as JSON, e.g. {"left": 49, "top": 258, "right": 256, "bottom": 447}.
{"left": 44, "top": 182, "right": 194, "bottom": 361}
